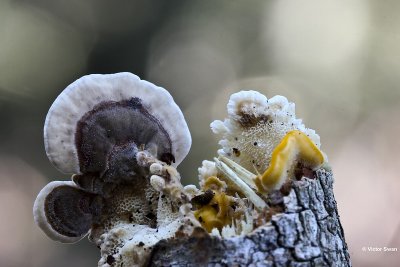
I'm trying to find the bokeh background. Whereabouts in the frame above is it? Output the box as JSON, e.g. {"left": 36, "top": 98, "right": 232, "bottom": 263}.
{"left": 1, "top": 0, "right": 399, "bottom": 266}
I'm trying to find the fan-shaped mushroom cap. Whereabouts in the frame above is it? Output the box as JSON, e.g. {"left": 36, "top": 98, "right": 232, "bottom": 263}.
{"left": 44, "top": 73, "right": 191, "bottom": 175}
{"left": 33, "top": 181, "right": 101, "bottom": 243}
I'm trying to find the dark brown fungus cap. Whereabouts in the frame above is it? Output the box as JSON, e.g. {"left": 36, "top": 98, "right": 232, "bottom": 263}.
{"left": 33, "top": 181, "right": 102, "bottom": 243}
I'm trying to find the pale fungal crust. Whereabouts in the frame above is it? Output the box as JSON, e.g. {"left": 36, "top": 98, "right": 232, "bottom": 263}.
{"left": 33, "top": 181, "right": 89, "bottom": 243}
{"left": 211, "top": 90, "right": 321, "bottom": 174}
{"left": 215, "top": 201, "right": 255, "bottom": 239}
{"left": 98, "top": 221, "right": 191, "bottom": 267}
{"left": 97, "top": 196, "right": 199, "bottom": 267}
{"left": 44, "top": 72, "right": 191, "bottom": 174}
{"left": 198, "top": 160, "right": 218, "bottom": 188}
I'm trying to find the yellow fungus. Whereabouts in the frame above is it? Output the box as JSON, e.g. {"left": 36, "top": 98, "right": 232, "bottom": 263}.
{"left": 203, "top": 176, "right": 227, "bottom": 191}
{"left": 194, "top": 191, "right": 234, "bottom": 232}
{"left": 255, "top": 130, "right": 324, "bottom": 193}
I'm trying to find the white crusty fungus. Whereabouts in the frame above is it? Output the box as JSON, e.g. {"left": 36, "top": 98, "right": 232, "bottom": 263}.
{"left": 209, "top": 91, "right": 325, "bottom": 192}
{"left": 192, "top": 90, "right": 327, "bottom": 235}
{"left": 211, "top": 90, "right": 321, "bottom": 174}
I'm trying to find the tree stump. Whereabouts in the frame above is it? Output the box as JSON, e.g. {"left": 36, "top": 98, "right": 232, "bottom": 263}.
{"left": 148, "top": 169, "right": 351, "bottom": 267}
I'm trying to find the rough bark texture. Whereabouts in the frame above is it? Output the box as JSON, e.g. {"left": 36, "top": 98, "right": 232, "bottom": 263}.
{"left": 148, "top": 169, "right": 351, "bottom": 267}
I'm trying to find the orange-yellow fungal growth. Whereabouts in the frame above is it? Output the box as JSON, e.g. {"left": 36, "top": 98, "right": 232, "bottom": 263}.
{"left": 255, "top": 130, "right": 324, "bottom": 193}
{"left": 203, "top": 176, "right": 227, "bottom": 191}
{"left": 193, "top": 177, "right": 234, "bottom": 232}
{"left": 194, "top": 192, "right": 234, "bottom": 232}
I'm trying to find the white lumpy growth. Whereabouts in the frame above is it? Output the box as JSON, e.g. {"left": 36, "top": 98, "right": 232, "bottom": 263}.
{"left": 198, "top": 160, "right": 218, "bottom": 188}
{"left": 211, "top": 91, "right": 321, "bottom": 173}
{"left": 97, "top": 195, "right": 197, "bottom": 267}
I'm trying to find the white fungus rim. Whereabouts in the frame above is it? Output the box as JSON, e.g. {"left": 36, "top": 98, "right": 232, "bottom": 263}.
{"left": 44, "top": 72, "right": 192, "bottom": 174}
{"left": 33, "top": 181, "right": 86, "bottom": 243}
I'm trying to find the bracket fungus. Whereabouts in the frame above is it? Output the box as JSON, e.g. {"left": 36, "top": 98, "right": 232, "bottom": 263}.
{"left": 44, "top": 72, "right": 191, "bottom": 176}
{"left": 34, "top": 77, "right": 342, "bottom": 266}
{"left": 33, "top": 180, "right": 101, "bottom": 243}
{"left": 34, "top": 73, "right": 198, "bottom": 266}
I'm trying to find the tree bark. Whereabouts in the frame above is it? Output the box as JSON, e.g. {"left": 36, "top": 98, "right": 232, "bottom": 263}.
{"left": 148, "top": 169, "right": 351, "bottom": 267}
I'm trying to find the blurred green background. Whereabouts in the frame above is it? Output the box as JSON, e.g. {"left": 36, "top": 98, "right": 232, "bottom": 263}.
{"left": 1, "top": 0, "right": 399, "bottom": 266}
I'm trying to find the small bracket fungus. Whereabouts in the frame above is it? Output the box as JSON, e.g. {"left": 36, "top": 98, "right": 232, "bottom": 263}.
{"left": 33, "top": 181, "right": 101, "bottom": 243}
